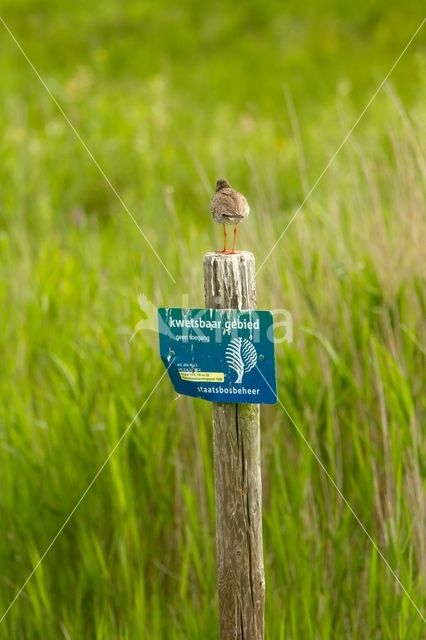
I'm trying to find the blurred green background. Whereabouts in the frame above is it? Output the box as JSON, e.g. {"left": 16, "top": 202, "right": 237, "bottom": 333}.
{"left": 0, "top": 1, "right": 425, "bottom": 638}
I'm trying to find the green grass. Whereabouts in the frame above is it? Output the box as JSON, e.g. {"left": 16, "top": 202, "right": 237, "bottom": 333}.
{"left": 0, "top": 1, "right": 426, "bottom": 637}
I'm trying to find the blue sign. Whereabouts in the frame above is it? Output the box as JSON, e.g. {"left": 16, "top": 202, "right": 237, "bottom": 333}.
{"left": 158, "top": 308, "right": 277, "bottom": 404}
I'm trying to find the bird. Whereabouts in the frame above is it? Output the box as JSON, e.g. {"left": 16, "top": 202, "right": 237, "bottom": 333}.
{"left": 210, "top": 178, "right": 250, "bottom": 253}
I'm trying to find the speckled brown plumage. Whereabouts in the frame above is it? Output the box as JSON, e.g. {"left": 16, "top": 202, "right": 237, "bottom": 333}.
{"left": 210, "top": 179, "right": 250, "bottom": 253}
{"left": 210, "top": 178, "right": 250, "bottom": 225}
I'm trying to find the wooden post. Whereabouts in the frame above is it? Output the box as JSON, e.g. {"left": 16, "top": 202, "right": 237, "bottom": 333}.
{"left": 203, "top": 251, "right": 265, "bottom": 640}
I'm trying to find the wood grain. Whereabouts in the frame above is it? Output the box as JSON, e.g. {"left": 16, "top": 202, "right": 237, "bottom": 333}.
{"left": 204, "top": 251, "right": 265, "bottom": 640}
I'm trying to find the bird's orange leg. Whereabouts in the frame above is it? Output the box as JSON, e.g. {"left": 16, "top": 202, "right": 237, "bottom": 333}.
{"left": 230, "top": 224, "right": 238, "bottom": 253}
{"left": 219, "top": 224, "right": 227, "bottom": 253}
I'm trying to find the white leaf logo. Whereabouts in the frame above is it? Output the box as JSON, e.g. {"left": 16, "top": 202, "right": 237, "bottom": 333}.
{"left": 225, "top": 338, "right": 257, "bottom": 384}
{"left": 129, "top": 294, "right": 158, "bottom": 342}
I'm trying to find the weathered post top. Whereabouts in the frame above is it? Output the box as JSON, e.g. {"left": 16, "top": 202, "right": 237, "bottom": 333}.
{"left": 203, "top": 251, "right": 256, "bottom": 311}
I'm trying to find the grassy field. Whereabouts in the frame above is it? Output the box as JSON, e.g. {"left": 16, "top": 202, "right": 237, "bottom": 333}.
{"left": 1, "top": 1, "right": 426, "bottom": 638}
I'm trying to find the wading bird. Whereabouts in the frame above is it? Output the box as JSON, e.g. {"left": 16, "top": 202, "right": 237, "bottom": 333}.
{"left": 210, "top": 179, "right": 250, "bottom": 253}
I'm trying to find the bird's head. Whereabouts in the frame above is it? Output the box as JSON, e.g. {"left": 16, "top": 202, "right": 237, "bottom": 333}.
{"left": 215, "top": 178, "right": 230, "bottom": 191}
